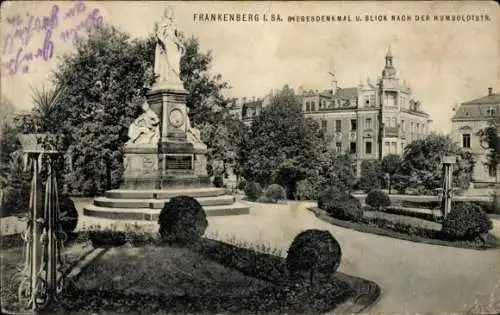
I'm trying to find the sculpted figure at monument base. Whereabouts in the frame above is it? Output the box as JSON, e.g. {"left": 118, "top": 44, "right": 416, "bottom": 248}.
{"left": 126, "top": 101, "right": 160, "bottom": 147}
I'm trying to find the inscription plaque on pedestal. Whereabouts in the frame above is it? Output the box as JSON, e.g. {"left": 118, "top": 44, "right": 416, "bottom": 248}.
{"left": 165, "top": 154, "right": 193, "bottom": 170}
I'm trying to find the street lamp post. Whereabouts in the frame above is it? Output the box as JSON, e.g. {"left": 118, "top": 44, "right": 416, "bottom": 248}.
{"left": 442, "top": 155, "right": 456, "bottom": 218}
{"left": 15, "top": 133, "right": 66, "bottom": 311}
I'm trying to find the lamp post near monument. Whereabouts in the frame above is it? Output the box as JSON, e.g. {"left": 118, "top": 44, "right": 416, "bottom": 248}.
{"left": 84, "top": 6, "right": 248, "bottom": 220}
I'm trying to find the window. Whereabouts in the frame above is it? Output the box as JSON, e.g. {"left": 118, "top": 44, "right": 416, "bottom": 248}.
{"left": 306, "top": 102, "right": 310, "bottom": 111}
{"left": 321, "top": 120, "right": 327, "bottom": 130}
{"left": 351, "top": 119, "right": 357, "bottom": 131}
{"left": 392, "top": 142, "right": 397, "bottom": 154}
{"left": 365, "top": 141, "right": 372, "bottom": 154}
{"left": 391, "top": 117, "right": 396, "bottom": 127}
{"left": 489, "top": 165, "right": 497, "bottom": 177}
{"left": 365, "top": 118, "right": 372, "bottom": 130}
{"left": 385, "top": 141, "right": 390, "bottom": 153}
{"left": 311, "top": 101, "right": 316, "bottom": 111}
{"left": 401, "top": 120, "right": 405, "bottom": 131}
{"left": 462, "top": 134, "right": 471, "bottom": 148}
{"left": 350, "top": 142, "right": 357, "bottom": 154}
{"left": 335, "top": 120, "right": 342, "bottom": 132}
{"left": 416, "top": 123, "right": 420, "bottom": 132}
{"left": 336, "top": 142, "right": 342, "bottom": 153}
{"left": 364, "top": 97, "right": 370, "bottom": 105}
{"left": 370, "top": 95, "right": 376, "bottom": 106}
{"left": 384, "top": 117, "right": 390, "bottom": 126}
{"left": 410, "top": 122, "right": 414, "bottom": 133}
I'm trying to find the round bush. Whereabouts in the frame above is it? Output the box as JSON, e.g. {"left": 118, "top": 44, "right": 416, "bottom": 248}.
{"left": 441, "top": 202, "right": 493, "bottom": 240}
{"left": 256, "top": 195, "right": 274, "bottom": 203}
{"left": 59, "top": 195, "right": 79, "bottom": 234}
{"left": 158, "top": 196, "right": 208, "bottom": 244}
{"left": 265, "top": 184, "right": 286, "bottom": 201}
{"left": 317, "top": 186, "right": 350, "bottom": 210}
{"left": 365, "top": 189, "right": 391, "bottom": 210}
{"left": 286, "top": 229, "right": 342, "bottom": 282}
{"left": 244, "top": 181, "right": 263, "bottom": 201}
{"left": 327, "top": 199, "right": 363, "bottom": 222}
{"left": 213, "top": 175, "right": 224, "bottom": 188}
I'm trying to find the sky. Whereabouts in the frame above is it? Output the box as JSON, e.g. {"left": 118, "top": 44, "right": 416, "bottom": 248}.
{"left": 1, "top": 1, "right": 498, "bottom": 134}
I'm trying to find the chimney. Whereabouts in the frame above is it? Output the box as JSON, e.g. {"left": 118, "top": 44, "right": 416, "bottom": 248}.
{"left": 488, "top": 87, "right": 493, "bottom": 96}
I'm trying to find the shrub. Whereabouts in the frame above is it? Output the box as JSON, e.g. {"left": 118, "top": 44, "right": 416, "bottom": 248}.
{"left": 365, "top": 189, "right": 391, "bottom": 210}
{"left": 59, "top": 195, "right": 79, "bottom": 234}
{"left": 286, "top": 229, "right": 342, "bottom": 283}
{"left": 89, "top": 230, "right": 127, "bottom": 248}
{"left": 237, "top": 180, "right": 247, "bottom": 191}
{"left": 265, "top": 184, "right": 286, "bottom": 201}
{"left": 158, "top": 196, "right": 208, "bottom": 244}
{"left": 358, "top": 160, "right": 384, "bottom": 193}
{"left": 256, "top": 195, "right": 275, "bottom": 204}
{"left": 212, "top": 175, "right": 224, "bottom": 188}
{"left": 441, "top": 202, "right": 493, "bottom": 241}
{"left": 317, "top": 186, "right": 358, "bottom": 210}
{"left": 296, "top": 179, "right": 316, "bottom": 201}
{"left": 327, "top": 199, "right": 363, "bottom": 222}
{"left": 244, "top": 181, "right": 262, "bottom": 201}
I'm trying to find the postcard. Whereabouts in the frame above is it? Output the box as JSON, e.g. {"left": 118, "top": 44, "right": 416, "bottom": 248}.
{"left": 1, "top": 1, "right": 499, "bottom": 314}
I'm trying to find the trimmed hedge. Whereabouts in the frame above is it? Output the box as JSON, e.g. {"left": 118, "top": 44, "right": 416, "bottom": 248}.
{"left": 365, "top": 190, "right": 391, "bottom": 210}
{"left": 265, "top": 184, "right": 286, "bottom": 201}
{"left": 441, "top": 202, "right": 492, "bottom": 241}
{"left": 244, "top": 181, "right": 263, "bottom": 201}
{"left": 158, "top": 196, "right": 208, "bottom": 244}
{"left": 286, "top": 229, "right": 342, "bottom": 282}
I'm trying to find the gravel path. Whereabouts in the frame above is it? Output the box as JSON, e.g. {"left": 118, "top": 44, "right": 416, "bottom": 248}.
{"left": 206, "top": 201, "right": 500, "bottom": 314}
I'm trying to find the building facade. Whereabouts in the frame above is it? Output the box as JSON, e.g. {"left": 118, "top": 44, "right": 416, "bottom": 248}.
{"left": 451, "top": 87, "right": 500, "bottom": 185}
{"left": 302, "top": 50, "right": 431, "bottom": 174}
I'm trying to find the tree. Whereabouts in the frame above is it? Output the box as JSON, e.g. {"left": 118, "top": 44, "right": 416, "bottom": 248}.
{"left": 381, "top": 154, "right": 402, "bottom": 194}
{"left": 358, "top": 160, "right": 384, "bottom": 193}
{"left": 394, "top": 133, "right": 475, "bottom": 195}
{"left": 50, "top": 24, "right": 156, "bottom": 195}
{"left": 239, "top": 85, "right": 327, "bottom": 199}
{"left": 477, "top": 119, "right": 500, "bottom": 180}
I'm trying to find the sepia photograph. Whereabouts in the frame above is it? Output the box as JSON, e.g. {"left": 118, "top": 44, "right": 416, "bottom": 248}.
{"left": 0, "top": 1, "right": 499, "bottom": 314}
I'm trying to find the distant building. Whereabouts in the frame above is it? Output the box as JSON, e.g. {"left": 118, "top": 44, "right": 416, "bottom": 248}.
{"left": 240, "top": 93, "right": 273, "bottom": 126}
{"left": 451, "top": 87, "right": 500, "bottom": 185}
{"left": 302, "top": 49, "right": 431, "bottom": 175}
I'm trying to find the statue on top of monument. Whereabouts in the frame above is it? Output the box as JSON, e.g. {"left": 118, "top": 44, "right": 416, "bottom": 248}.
{"left": 154, "top": 6, "right": 185, "bottom": 87}
{"left": 126, "top": 100, "right": 160, "bottom": 146}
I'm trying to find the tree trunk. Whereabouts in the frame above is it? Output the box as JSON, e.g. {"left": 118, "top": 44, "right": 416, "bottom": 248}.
{"left": 388, "top": 176, "right": 392, "bottom": 195}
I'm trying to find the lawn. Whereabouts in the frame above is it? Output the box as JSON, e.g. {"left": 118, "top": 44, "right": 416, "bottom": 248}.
{"left": 1, "top": 233, "right": 96, "bottom": 313}
{"left": 0, "top": 231, "right": 381, "bottom": 314}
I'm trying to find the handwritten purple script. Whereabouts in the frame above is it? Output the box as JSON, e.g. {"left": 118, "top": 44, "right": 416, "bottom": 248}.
{"left": 2, "top": 1, "right": 104, "bottom": 76}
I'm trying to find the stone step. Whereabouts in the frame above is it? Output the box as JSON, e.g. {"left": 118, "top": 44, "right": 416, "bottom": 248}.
{"left": 104, "top": 187, "right": 226, "bottom": 199}
{"left": 94, "top": 195, "right": 235, "bottom": 209}
{"left": 83, "top": 202, "right": 250, "bottom": 221}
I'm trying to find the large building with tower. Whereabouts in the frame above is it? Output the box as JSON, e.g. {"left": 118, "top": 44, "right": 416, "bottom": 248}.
{"left": 300, "top": 50, "right": 431, "bottom": 174}
{"left": 233, "top": 50, "right": 431, "bottom": 175}
{"left": 451, "top": 87, "right": 500, "bottom": 186}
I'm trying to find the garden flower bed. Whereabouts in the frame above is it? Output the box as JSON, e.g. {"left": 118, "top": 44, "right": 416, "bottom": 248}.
{"left": 1, "top": 230, "right": 381, "bottom": 314}
{"left": 309, "top": 207, "right": 498, "bottom": 250}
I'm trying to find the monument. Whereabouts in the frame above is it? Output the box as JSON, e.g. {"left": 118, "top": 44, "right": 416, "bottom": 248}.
{"left": 84, "top": 7, "right": 249, "bottom": 220}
